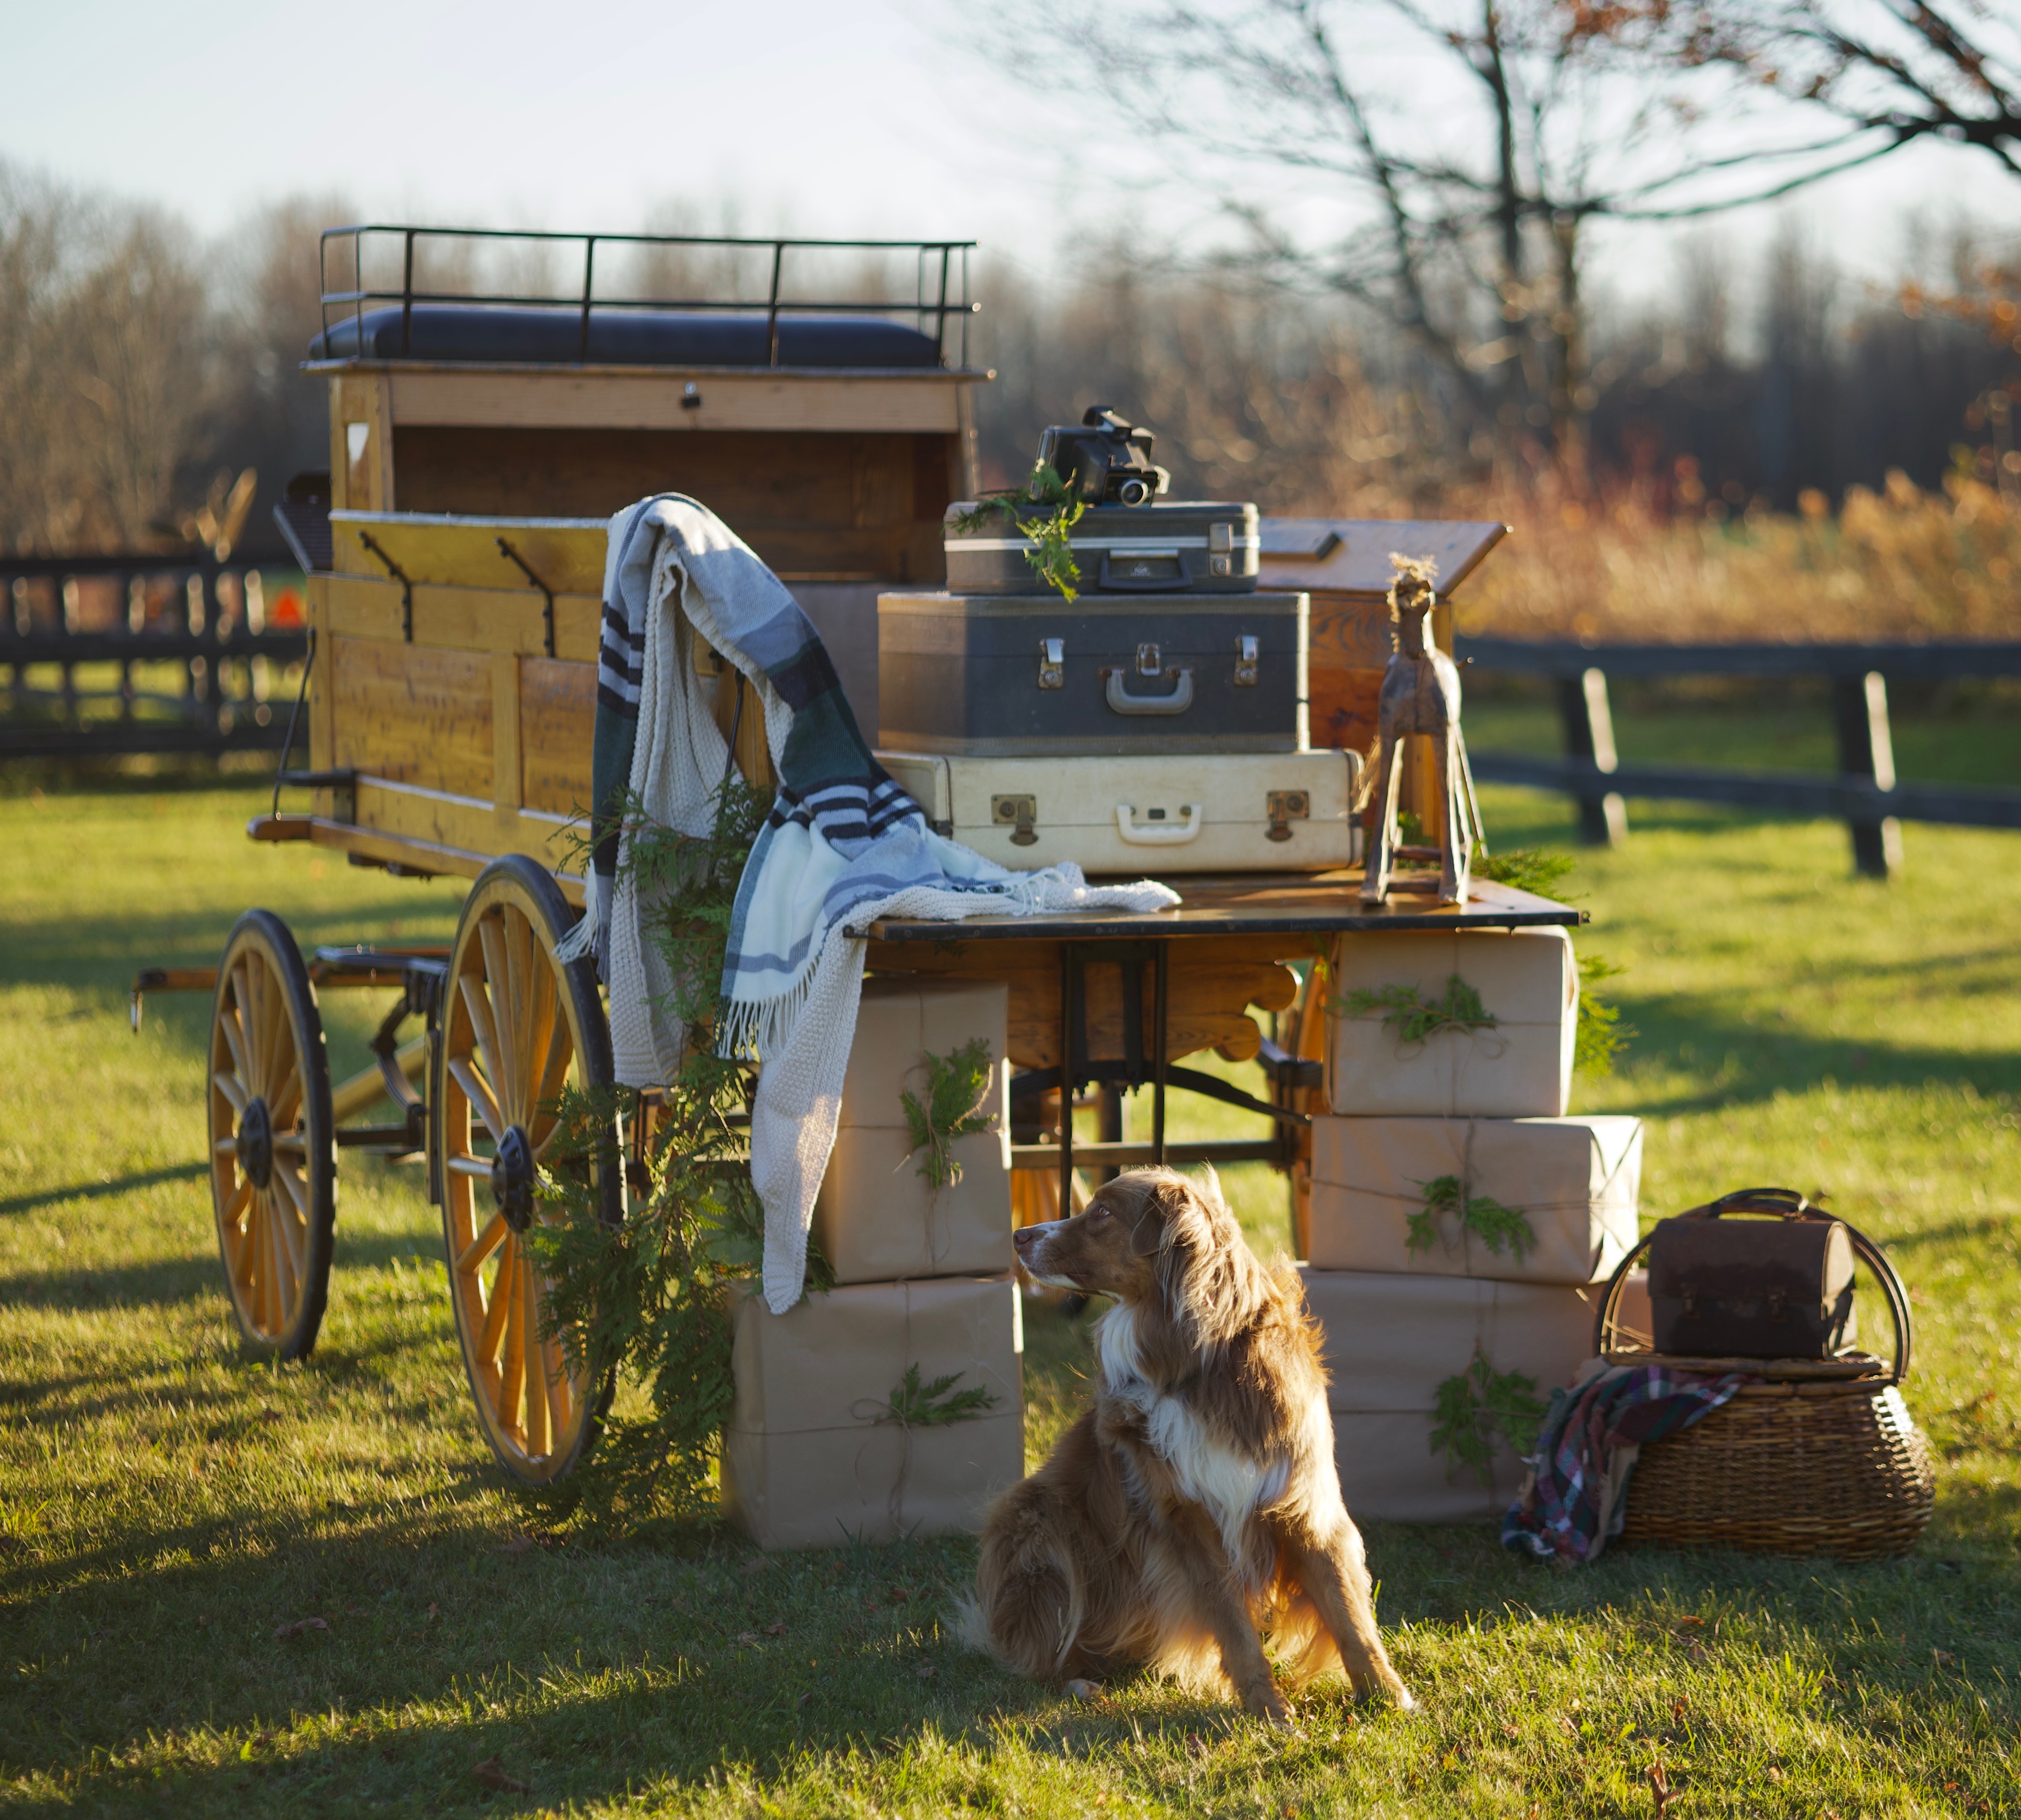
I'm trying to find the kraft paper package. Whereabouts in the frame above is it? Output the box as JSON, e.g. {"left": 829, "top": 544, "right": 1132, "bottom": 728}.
{"left": 812, "top": 976, "right": 1014, "bottom": 1284}
{"left": 721, "top": 1275, "right": 1024, "bottom": 1551}
{"left": 1325, "top": 928, "right": 1577, "bottom": 1119}
{"left": 1307, "top": 1114, "right": 1642, "bottom": 1286}
{"left": 1300, "top": 1265, "right": 1597, "bottom": 1523}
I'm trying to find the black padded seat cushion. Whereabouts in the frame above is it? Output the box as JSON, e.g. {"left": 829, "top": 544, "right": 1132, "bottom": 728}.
{"left": 310, "top": 304, "right": 943, "bottom": 368}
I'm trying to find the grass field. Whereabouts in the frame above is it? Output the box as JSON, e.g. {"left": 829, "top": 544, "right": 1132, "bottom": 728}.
{"left": 2, "top": 761, "right": 2019, "bottom": 1818}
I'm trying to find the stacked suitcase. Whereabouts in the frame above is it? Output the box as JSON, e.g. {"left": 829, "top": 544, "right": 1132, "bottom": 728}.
{"left": 1303, "top": 928, "right": 1643, "bottom": 1521}
{"left": 721, "top": 977, "right": 1025, "bottom": 1550}
{"left": 874, "top": 456, "right": 1363, "bottom": 874}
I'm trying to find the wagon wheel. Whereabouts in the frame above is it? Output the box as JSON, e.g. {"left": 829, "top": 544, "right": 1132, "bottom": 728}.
{"left": 207, "top": 910, "right": 336, "bottom": 1360}
{"left": 437, "top": 856, "right": 621, "bottom": 1485}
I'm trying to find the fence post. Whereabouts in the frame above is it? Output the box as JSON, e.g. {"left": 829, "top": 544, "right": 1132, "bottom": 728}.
{"left": 1833, "top": 670, "right": 1903, "bottom": 880}
{"left": 1556, "top": 667, "right": 1627, "bottom": 846}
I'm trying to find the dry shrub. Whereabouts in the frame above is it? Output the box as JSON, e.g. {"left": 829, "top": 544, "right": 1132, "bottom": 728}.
{"left": 1455, "top": 470, "right": 2021, "bottom": 644}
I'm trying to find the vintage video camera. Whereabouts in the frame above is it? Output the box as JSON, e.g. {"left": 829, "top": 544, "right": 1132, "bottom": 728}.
{"left": 1034, "top": 406, "right": 1172, "bottom": 507}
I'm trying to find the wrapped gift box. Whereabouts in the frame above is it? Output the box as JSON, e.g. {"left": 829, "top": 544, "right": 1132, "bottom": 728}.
{"left": 814, "top": 976, "right": 1013, "bottom": 1284}
{"left": 1300, "top": 1265, "right": 1597, "bottom": 1523}
{"left": 1325, "top": 928, "right": 1576, "bottom": 1118}
{"left": 722, "top": 1274, "right": 1024, "bottom": 1551}
{"left": 1307, "top": 1115, "right": 1642, "bottom": 1285}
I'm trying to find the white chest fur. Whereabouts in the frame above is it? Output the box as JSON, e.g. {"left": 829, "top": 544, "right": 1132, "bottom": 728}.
{"left": 1099, "top": 1305, "right": 1288, "bottom": 1562}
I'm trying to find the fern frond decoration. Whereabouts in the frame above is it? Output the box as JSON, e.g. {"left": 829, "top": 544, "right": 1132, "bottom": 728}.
{"left": 1409, "top": 1174, "right": 1536, "bottom": 1259}
{"left": 900, "top": 1036, "right": 998, "bottom": 1191}
{"left": 1337, "top": 973, "right": 1496, "bottom": 1047}
{"left": 876, "top": 1364, "right": 997, "bottom": 1429}
{"left": 1430, "top": 1349, "right": 1548, "bottom": 1483}
{"left": 949, "top": 462, "right": 1088, "bottom": 601}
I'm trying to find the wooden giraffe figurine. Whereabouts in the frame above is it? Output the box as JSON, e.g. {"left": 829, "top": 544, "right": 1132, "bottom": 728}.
{"left": 1359, "top": 555, "right": 1486, "bottom": 907}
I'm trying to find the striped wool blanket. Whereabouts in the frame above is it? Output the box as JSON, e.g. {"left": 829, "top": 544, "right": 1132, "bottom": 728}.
{"left": 564, "top": 495, "right": 1177, "bottom": 1312}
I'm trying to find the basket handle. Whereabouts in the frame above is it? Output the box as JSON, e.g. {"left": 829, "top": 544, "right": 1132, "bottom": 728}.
{"left": 1591, "top": 1195, "right": 1915, "bottom": 1387}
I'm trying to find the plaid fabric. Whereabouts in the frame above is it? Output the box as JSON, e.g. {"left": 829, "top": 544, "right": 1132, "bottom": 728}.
{"left": 1502, "top": 1361, "right": 1747, "bottom": 1565}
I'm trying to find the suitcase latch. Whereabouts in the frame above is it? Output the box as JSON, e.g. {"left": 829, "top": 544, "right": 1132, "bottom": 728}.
{"left": 1265, "top": 789, "right": 1309, "bottom": 842}
{"left": 1210, "top": 522, "right": 1234, "bottom": 577}
{"left": 991, "top": 794, "right": 1039, "bottom": 846}
{"left": 1037, "top": 638, "right": 1065, "bottom": 690}
{"left": 1135, "top": 642, "right": 1162, "bottom": 677}
{"left": 1234, "top": 635, "right": 1259, "bottom": 686}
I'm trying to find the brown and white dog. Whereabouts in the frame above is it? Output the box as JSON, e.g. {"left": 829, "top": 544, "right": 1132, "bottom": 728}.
{"left": 971, "top": 1167, "right": 1412, "bottom": 1723}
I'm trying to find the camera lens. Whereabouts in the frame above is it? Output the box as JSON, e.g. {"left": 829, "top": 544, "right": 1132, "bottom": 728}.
{"left": 1117, "top": 476, "right": 1151, "bottom": 506}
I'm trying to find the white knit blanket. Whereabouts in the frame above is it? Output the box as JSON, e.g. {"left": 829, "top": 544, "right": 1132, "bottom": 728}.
{"left": 576, "top": 497, "right": 1179, "bottom": 1312}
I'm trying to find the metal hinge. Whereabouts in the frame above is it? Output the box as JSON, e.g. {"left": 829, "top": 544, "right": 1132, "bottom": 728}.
{"left": 1265, "top": 789, "right": 1309, "bottom": 842}
{"left": 1234, "top": 634, "right": 1259, "bottom": 686}
{"left": 1037, "top": 637, "right": 1065, "bottom": 689}
{"left": 991, "top": 793, "right": 1039, "bottom": 845}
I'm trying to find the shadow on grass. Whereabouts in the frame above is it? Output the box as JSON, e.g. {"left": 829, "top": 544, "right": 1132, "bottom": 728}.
{"left": 0, "top": 1160, "right": 208, "bottom": 1218}
{"left": 1612, "top": 991, "right": 2021, "bottom": 1116}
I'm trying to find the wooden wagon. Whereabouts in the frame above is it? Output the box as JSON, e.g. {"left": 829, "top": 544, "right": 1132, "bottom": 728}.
{"left": 134, "top": 223, "right": 1573, "bottom": 1490}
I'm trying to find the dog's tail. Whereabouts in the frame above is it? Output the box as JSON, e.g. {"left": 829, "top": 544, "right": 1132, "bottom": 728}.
{"left": 968, "top": 1480, "right": 1092, "bottom": 1681}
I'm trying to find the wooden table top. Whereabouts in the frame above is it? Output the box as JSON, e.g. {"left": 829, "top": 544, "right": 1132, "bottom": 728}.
{"left": 863, "top": 871, "right": 1583, "bottom": 943}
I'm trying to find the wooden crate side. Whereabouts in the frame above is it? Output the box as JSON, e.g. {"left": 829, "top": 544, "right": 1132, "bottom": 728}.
{"left": 329, "top": 373, "right": 394, "bottom": 530}
{"left": 329, "top": 635, "right": 494, "bottom": 801}
{"left": 329, "top": 512, "right": 606, "bottom": 593}
{"left": 385, "top": 368, "right": 969, "bottom": 435}
{"left": 387, "top": 428, "right": 951, "bottom": 583}
{"left": 520, "top": 658, "right": 597, "bottom": 817}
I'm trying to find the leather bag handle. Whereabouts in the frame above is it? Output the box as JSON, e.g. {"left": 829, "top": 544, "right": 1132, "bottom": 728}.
{"left": 1591, "top": 1189, "right": 1915, "bottom": 1386}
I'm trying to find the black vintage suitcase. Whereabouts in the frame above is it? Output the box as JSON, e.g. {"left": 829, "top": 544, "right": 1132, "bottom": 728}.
{"left": 877, "top": 590, "right": 1308, "bottom": 756}
{"left": 1647, "top": 1187, "right": 1857, "bottom": 1359}
{"left": 943, "top": 500, "right": 1262, "bottom": 595}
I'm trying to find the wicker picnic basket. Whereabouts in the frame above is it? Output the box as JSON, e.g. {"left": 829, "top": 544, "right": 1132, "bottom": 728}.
{"left": 1593, "top": 1189, "right": 1935, "bottom": 1562}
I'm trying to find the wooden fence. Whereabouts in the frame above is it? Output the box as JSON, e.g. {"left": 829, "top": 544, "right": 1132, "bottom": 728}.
{"left": 1, "top": 554, "right": 309, "bottom": 760}
{"left": 1456, "top": 637, "right": 2021, "bottom": 877}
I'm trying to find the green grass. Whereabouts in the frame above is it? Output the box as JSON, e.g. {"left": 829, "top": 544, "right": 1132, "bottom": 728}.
{"left": 2, "top": 761, "right": 2020, "bottom": 1817}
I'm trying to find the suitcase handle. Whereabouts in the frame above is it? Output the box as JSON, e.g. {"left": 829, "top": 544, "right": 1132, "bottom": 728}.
{"left": 1591, "top": 1188, "right": 1915, "bottom": 1386}
{"left": 1099, "top": 548, "right": 1194, "bottom": 592}
{"left": 1104, "top": 667, "right": 1195, "bottom": 714}
{"left": 1114, "top": 802, "right": 1202, "bottom": 845}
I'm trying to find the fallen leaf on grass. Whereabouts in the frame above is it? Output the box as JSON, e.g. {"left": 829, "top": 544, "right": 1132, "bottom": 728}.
{"left": 1064, "top": 1677, "right": 1101, "bottom": 1700}
{"left": 1765, "top": 1764, "right": 1785, "bottom": 1783}
{"left": 1557, "top": 1714, "right": 1579, "bottom": 1739}
{"left": 1674, "top": 1615, "right": 1704, "bottom": 1628}
{"left": 1646, "top": 1762, "right": 1678, "bottom": 1817}
{"left": 427, "top": 1602, "right": 439, "bottom": 1620}
{"left": 274, "top": 1617, "right": 328, "bottom": 1639}
{"left": 473, "top": 1757, "right": 529, "bottom": 1794}
{"left": 1933, "top": 1648, "right": 1959, "bottom": 1667}
{"left": 1671, "top": 1695, "right": 1689, "bottom": 1721}
{"left": 764, "top": 1621, "right": 788, "bottom": 1636}
{"left": 914, "top": 1664, "right": 935, "bottom": 1680}
{"left": 734, "top": 1631, "right": 759, "bottom": 1646}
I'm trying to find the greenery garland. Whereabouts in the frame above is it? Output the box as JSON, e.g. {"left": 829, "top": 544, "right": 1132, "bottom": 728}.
{"left": 528, "top": 776, "right": 834, "bottom": 1531}
{"left": 1337, "top": 972, "right": 1497, "bottom": 1046}
{"left": 900, "top": 1037, "right": 999, "bottom": 1190}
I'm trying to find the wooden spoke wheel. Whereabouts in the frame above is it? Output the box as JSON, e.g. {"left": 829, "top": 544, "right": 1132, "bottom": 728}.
{"left": 437, "top": 856, "right": 620, "bottom": 1485}
{"left": 208, "top": 910, "right": 336, "bottom": 1360}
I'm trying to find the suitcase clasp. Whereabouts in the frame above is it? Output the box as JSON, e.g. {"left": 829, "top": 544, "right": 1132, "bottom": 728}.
{"left": 992, "top": 794, "right": 1040, "bottom": 846}
{"left": 1266, "top": 789, "right": 1309, "bottom": 842}
{"left": 1037, "top": 638, "right": 1065, "bottom": 690}
{"left": 1234, "top": 635, "right": 1259, "bottom": 686}
{"left": 1135, "top": 642, "right": 1162, "bottom": 677}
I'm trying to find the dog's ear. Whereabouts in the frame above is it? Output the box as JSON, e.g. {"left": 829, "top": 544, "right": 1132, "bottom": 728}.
{"left": 1129, "top": 1208, "right": 1166, "bottom": 1256}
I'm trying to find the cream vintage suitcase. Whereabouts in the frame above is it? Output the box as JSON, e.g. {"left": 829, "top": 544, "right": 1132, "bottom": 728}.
{"left": 878, "top": 747, "right": 1362, "bottom": 875}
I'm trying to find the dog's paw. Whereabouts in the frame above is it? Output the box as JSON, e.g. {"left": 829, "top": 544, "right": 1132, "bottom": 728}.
{"left": 1393, "top": 1685, "right": 1417, "bottom": 1712}
{"left": 1064, "top": 1677, "right": 1102, "bottom": 1701}
{"left": 1246, "top": 1686, "right": 1294, "bottom": 1727}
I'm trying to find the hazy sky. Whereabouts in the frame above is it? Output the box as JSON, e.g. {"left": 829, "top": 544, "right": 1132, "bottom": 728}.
{"left": 2, "top": 0, "right": 2016, "bottom": 308}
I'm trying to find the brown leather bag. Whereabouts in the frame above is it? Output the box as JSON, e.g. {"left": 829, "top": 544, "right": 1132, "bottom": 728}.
{"left": 1647, "top": 1187, "right": 1856, "bottom": 1360}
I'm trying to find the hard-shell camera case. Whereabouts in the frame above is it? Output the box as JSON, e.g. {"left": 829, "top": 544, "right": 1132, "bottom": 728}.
{"left": 1646, "top": 1187, "right": 1858, "bottom": 1359}
{"left": 878, "top": 589, "right": 1307, "bottom": 756}
{"left": 943, "top": 500, "right": 1262, "bottom": 595}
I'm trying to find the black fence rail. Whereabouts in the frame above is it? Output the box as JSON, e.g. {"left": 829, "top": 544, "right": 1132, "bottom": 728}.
{"left": 2, "top": 554, "right": 309, "bottom": 761}
{"left": 1455, "top": 636, "right": 2021, "bottom": 877}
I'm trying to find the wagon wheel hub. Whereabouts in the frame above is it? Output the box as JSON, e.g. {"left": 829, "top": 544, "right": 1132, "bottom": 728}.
{"left": 235, "top": 1096, "right": 275, "bottom": 1190}
{"left": 490, "top": 1125, "right": 537, "bottom": 1233}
